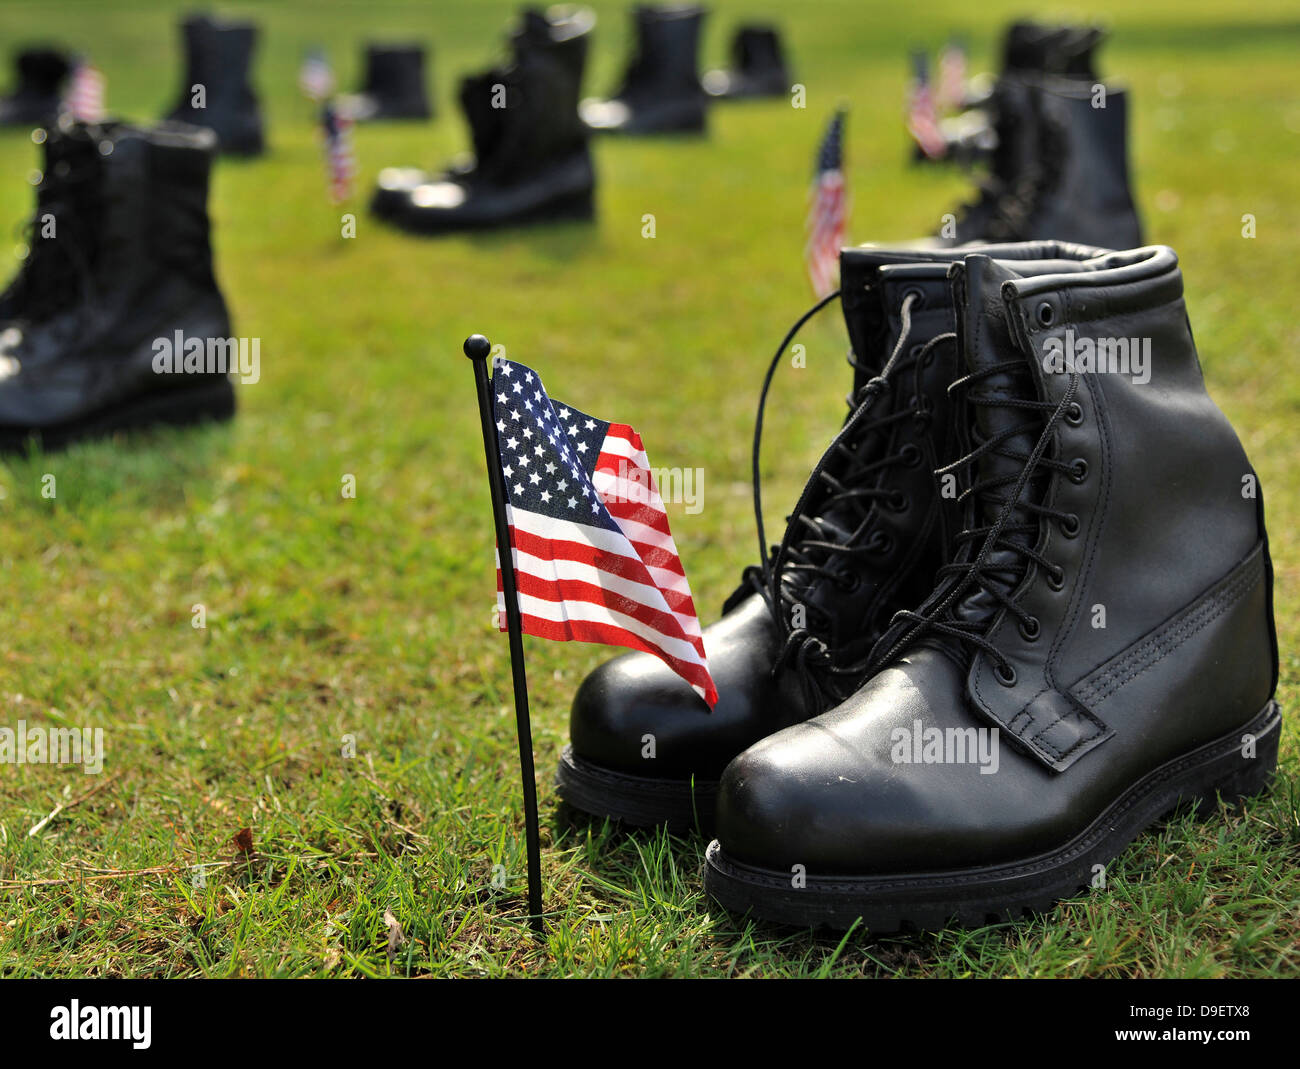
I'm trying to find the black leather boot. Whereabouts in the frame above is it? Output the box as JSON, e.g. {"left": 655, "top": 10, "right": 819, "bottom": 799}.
{"left": 339, "top": 44, "right": 432, "bottom": 122}
{"left": 0, "top": 119, "right": 104, "bottom": 326}
{"left": 581, "top": 4, "right": 707, "bottom": 134}
{"left": 0, "top": 48, "right": 72, "bottom": 127}
{"left": 557, "top": 241, "right": 1109, "bottom": 829}
{"left": 934, "top": 21, "right": 1104, "bottom": 176}
{"left": 947, "top": 79, "right": 1141, "bottom": 250}
{"left": 0, "top": 122, "right": 236, "bottom": 452}
{"left": 703, "top": 25, "right": 790, "bottom": 100}
{"left": 372, "top": 28, "right": 594, "bottom": 235}
{"left": 165, "top": 14, "right": 265, "bottom": 156}
{"left": 706, "top": 244, "right": 1280, "bottom": 931}
{"left": 513, "top": 6, "right": 595, "bottom": 89}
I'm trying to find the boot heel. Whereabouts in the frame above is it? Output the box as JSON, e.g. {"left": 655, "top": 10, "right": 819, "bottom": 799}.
{"left": 1186, "top": 703, "right": 1280, "bottom": 816}
{"left": 543, "top": 188, "right": 594, "bottom": 222}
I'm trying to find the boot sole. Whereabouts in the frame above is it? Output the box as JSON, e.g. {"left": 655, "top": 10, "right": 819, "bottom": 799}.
{"left": 704, "top": 700, "right": 1282, "bottom": 932}
{"left": 382, "top": 188, "right": 594, "bottom": 236}
{"left": 556, "top": 745, "right": 717, "bottom": 833}
{"left": 0, "top": 377, "right": 236, "bottom": 455}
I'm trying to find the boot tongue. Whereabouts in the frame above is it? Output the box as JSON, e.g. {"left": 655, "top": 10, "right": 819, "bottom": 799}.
{"left": 952, "top": 254, "right": 1044, "bottom": 626}
{"left": 774, "top": 274, "right": 921, "bottom": 633}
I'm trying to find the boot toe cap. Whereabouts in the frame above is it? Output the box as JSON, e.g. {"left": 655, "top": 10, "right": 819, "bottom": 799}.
{"left": 569, "top": 593, "right": 787, "bottom": 780}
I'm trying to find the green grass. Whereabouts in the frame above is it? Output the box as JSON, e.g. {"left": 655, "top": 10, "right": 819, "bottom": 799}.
{"left": 1, "top": 0, "right": 1298, "bottom": 977}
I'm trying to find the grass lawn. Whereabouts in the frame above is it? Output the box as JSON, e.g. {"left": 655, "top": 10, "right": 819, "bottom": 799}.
{"left": 1, "top": 0, "right": 1297, "bottom": 978}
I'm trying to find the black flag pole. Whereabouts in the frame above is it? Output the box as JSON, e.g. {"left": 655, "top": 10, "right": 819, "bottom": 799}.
{"left": 464, "top": 333, "right": 544, "bottom": 937}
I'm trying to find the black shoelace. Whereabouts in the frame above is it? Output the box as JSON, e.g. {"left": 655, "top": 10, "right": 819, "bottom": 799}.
{"left": 870, "top": 357, "right": 1081, "bottom": 680}
{"left": 747, "top": 289, "right": 947, "bottom": 708}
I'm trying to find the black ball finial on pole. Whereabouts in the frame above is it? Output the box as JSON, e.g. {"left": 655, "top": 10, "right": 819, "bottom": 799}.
{"left": 463, "top": 334, "right": 492, "bottom": 361}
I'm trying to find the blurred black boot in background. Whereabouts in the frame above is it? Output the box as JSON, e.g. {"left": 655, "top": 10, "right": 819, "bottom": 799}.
{"left": 703, "top": 25, "right": 790, "bottom": 100}
{"left": 0, "top": 120, "right": 102, "bottom": 326}
{"left": 165, "top": 13, "right": 265, "bottom": 156}
{"left": 0, "top": 121, "right": 237, "bottom": 452}
{"left": 581, "top": 4, "right": 707, "bottom": 134}
{"left": 372, "top": 6, "right": 595, "bottom": 233}
{"left": 945, "top": 79, "right": 1141, "bottom": 250}
{"left": 339, "top": 44, "right": 433, "bottom": 121}
{"left": 0, "top": 48, "right": 72, "bottom": 127}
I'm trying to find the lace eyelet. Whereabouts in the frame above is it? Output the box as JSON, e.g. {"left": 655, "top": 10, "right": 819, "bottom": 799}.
{"left": 868, "top": 530, "right": 894, "bottom": 556}
{"left": 1046, "top": 568, "right": 1066, "bottom": 592}
{"left": 995, "top": 661, "right": 1018, "bottom": 686}
{"left": 913, "top": 408, "right": 932, "bottom": 431}
{"left": 1018, "top": 616, "right": 1041, "bottom": 641}
{"left": 1060, "top": 513, "right": 1081, "bottom": 538}
{"left": 1069, "top": 458, "right": 1088, "bottom": 483}
{"left": 887, "top": 490, "right": 908, "bottom": 512}
{"left": 1065, "top": 401, "right": 1084, "bottom": 426}
{"left": 900, "top": 443, "right": 923, "bottom": 468}
{"left": 909, "top": 344, "right": 924, "bottom": 359}
{"left": 1036, "top": 301, "right": 1055, "bottom": 327}
{"left": 901, "top": 287, "right": 925, "bottom": 308}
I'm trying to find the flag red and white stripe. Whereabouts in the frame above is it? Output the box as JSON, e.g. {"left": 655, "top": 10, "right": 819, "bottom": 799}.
{"left": 64, "top": 61, "right": 105, "bottom": 124}
{"left": 907, "top": 65, "right": 947, "bottom": 159}
{"left": 937, "top": 42, "right": 968, "bottom": 113}
{"left": 321, "top": 104, "right": 356, "bottom": 203}
{"left": 491, "top": 360, "right": 717, "bottom": 707}
{"left": 805, "top": 109, "right": 847, "bottom": 299}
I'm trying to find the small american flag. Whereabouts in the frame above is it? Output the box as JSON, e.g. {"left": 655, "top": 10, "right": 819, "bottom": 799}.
{"left": 299, "top": 48, "right": 335, "bottom": 101}
{"left": 937, "top": 39, "right": 968, "bottom": 112}
{"left": 63, "top": 60, "right": 105, "bottom": 124}
{"left": 804, "top": 109, "right": 848, "bottom": 299}
{"left": 491, "top": 357, "right": 717, "bottom": 707}
{"left": 320, "top": 103, "right": 356, "bottom": 203}
{"left": 906, "top": 53, "right": 947, "bottom": 159}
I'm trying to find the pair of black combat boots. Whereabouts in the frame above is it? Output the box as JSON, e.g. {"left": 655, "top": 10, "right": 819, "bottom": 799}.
{"left": 373, "top": 7, "right": 596, "bottom": 234}
{"left": 558, "top": 240, "right": 1280, "bottom": 931}
{"left": 941, "top": 22, "right": 1142, "bottom": 250}
{"left": 0, "top": 119, "right": 234, "bottom": 452}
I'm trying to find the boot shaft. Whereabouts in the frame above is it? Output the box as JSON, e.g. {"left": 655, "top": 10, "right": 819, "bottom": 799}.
{"left": 461, "top": 48, "right": 590, "bottom": 184}
{"left": 872, "top": 245, "right": 1274, "bottom": 771}
{"left": 178, "top": 15, "right": 257, "bottom": 102}
{"left": 733, "top": 26, "right": 785, "bottom": 76}
{"left": 512, "top": 6, "right": 594, "bottom": 88}
{"left": 620, "top": 3, "right": 705, "bottom": 98}
{"left": 359, "top": 44, "right": 429, "bottom": 106}
{"left": 0, "top": 120, "right": 104, "bottom": 320}
{"left": 168, "top": 13, "right": 263, "bottom": 153}
{"left": 15, "top": 48, "right": 72, "bottom": 96}
{"left": 1020, "top": 80, "right": 1141, "bottom": 249}
{"left": 57, "top": 122, "right": 219, "bottom": 311}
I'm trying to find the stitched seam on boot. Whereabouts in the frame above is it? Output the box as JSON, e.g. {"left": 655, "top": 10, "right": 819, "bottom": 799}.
{"left": 1073, "top": 549, "right": 1263, "bottom": 707}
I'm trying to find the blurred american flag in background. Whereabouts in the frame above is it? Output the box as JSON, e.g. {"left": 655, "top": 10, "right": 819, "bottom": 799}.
{"left": 320, "top": 103, "right": 356, "bottom": 203}
{"left": 63, "top": 59, "right": 105, "bottom": 123}
{"left": 805, "top": 108, "right": 848, "bottom": 298}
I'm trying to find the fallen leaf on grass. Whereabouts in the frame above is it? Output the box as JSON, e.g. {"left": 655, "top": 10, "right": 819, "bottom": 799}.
{"left": 384, "top": 908, "right": 405, "bottom": 964}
